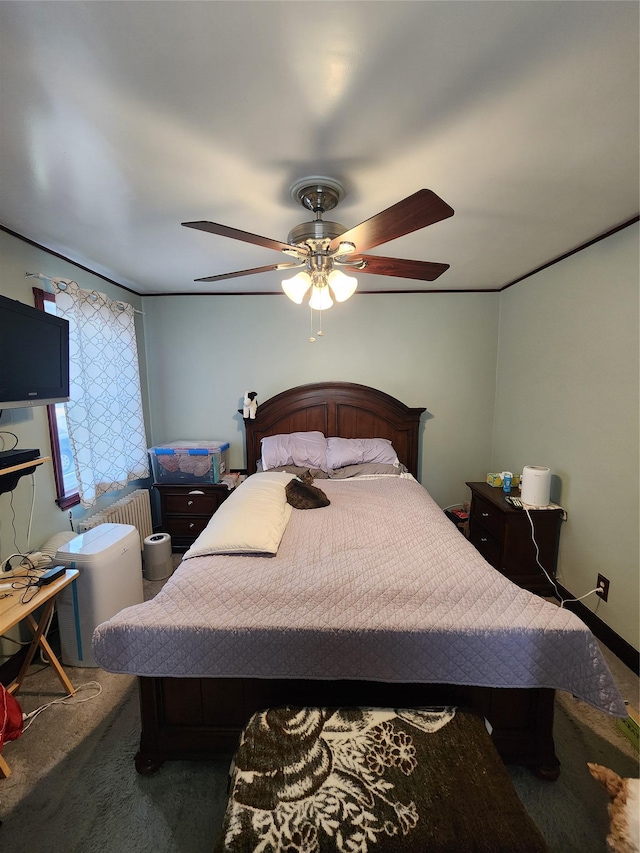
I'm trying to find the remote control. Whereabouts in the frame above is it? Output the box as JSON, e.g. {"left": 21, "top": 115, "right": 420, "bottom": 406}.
{"left": 37, "top": 566, "right": 66, "bottom": 585}
{"left": 506, "top": 496, "right": 523, "bottom": 508}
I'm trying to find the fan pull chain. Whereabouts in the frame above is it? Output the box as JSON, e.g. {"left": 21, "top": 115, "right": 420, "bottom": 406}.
{"left": 317, "top": 311, "right": 324, "bottom": 337}
{"left": 309, "top": 307, "right": 316, "bottom": 343}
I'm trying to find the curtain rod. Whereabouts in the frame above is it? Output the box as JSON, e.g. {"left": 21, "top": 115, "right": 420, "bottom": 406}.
{"left": 25, "top": 273, "right": 144, "bottom": 314}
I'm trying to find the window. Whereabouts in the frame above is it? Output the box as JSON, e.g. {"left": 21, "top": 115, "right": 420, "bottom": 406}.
{"left": 33, "top": 287, "right": 79, "bottom": 508}
{"left": 34, "top": 283, "right": 149, "bottom": 509}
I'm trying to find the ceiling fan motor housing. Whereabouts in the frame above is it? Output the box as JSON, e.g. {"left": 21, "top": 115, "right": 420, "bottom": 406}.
{"left": 287, "top": 218, "right": 348, "bottom": 247}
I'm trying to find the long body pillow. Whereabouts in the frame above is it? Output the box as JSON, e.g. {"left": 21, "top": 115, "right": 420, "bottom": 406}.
{"left": 183, "top": 472, "right": 295, "bottom": 558}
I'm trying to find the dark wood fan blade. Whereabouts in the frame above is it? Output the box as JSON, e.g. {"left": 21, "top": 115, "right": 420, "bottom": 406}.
{"left": 195, "top": 263, "right": 300, "bottom": 283}
{"left": 350, "top": 255, "right": 449, "bottom": 282}
{"left": 329, "top": 189, "right": 454, "bottom": 254}
{"left": 183, "top": 221, "right": 293, "bottom": 254}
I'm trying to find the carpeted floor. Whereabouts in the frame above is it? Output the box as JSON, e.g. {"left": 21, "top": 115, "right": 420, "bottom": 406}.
{"left": 0, "top": 579, "right": 637, "bottom": 852}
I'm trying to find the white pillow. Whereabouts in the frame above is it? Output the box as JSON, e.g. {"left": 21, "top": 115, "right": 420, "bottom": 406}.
{"left": 261, "top": 431, "right": 328, "bottom": 472}
{"left": 326, "top": 437, "right": 398, "bottom": 470}
{"left": 183, "top": 471, "right": 295, "bottom": 557}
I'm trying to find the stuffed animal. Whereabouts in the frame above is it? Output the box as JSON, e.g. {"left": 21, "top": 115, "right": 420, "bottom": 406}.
{"left": 588, "top": 763, "right": 639, "bottom": 853}
{"left": 239, "top": 391, "right": 258, "bottom": 420}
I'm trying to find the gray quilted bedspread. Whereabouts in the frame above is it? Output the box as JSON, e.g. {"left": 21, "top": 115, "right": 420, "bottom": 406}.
{"left": 93, "top": 477, "right": 625, "bottom": 716}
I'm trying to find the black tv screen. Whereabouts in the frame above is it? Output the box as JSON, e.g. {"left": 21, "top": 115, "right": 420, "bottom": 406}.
{"left": 0, "top": 293, "right": 70, "bottom": 409}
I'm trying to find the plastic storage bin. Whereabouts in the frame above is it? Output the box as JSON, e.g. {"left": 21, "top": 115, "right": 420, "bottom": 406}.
{"left": 55, "top": 523, "right": 144, "bottom": 667}
{"left": 148, "top": 440, "right": 230, "bottom": 484}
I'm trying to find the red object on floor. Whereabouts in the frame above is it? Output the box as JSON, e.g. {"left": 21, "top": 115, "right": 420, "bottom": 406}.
{"left": 451, "top": 509, "right": 469, "bottom": 520}
{"left": 0, "top": 682, "right": 23, "bottom": 750}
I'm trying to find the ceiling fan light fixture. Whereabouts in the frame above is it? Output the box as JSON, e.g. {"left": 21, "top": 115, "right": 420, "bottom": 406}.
{"left": 308, "top": 284, "right": 333, "bottom": 311}
{"left": 282, "top": 272, "right": 311, "bottom": 304}
{"left": 327, "top": 269, "right": 358, "bottom": 302}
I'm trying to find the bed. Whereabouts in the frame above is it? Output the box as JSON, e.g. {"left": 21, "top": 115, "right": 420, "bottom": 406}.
{"left": 92, "top": 382, "right": 625, "bottom": 778}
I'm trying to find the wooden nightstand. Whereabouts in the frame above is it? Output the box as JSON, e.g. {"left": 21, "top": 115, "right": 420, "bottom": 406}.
{"left": 466, "top": 481, "right": 563, "bottom": 594}
{"left": 153, "top": 483, "right": 231, "bottom": 551}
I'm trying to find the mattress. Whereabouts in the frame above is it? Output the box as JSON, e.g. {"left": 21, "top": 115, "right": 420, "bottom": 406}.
{"left": 93, "top": 475, "right": 625, "bottom": 716}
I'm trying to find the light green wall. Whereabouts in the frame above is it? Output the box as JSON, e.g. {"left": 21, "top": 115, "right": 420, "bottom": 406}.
{"left": 0, "top": 230, "right": 150, "bottom": 554}
{"left": 141, "top": 291, "right": 499, "bottom": 508}
{"left": 492, "top": 224, "right": 639, "bottom": 648}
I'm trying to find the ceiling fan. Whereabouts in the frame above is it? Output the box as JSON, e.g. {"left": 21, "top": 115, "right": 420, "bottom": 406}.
{"left": 182, "top": 177, "right": 454, "bottom": 310}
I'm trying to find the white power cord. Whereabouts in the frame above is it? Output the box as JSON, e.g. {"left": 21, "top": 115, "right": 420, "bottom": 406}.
{"left": 26, "top": 471, "right": 37, "bottom": 552}
{"left": 524, "top": 508, "right": 600, "bottom": 608}
{"left": 21, "top": 681, "right": 103, "bottom": 732}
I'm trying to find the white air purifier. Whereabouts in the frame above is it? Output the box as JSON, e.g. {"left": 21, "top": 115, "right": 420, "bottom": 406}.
{"left": 55, "top": 523, "right": 144, "bottom": 667}
{"left": 520, "top": 465, "right": 552, "bottom": 507}
{"left": 143, "top": 532, "right": 173, "bottom": 580}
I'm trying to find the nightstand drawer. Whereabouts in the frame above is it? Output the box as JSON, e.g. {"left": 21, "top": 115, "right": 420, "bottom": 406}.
{"left": 469, "top": 525, "right": 501, "bottom": 567}
{"left": 153, "top": 482, "right": 232, "bottom": 551}
{"left": 470, "top": 495, "right": 503, "bottom": 539}
{"left": 164, "top": 515, "right": 211, "bottom": 539}
{"left": 164, "top": 492, "right": 220, "bottom": 516}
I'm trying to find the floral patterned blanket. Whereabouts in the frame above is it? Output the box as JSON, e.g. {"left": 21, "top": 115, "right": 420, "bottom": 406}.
{"left": 214, "top": 707, "right": 549, "bottom": 853}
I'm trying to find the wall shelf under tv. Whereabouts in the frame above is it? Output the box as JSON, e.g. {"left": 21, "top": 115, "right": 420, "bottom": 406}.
{"left": 0, "top": 457, "right": 51, "bottom": 495}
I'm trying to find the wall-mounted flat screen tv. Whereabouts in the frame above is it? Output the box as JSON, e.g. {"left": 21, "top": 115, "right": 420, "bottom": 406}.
{"left": 0, "top": 293, "right": 70, "bottom": 409}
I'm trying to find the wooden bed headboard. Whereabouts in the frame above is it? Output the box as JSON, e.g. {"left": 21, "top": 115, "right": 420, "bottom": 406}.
{"left": 244, "top": 382, "right": 426, "bottom": 478}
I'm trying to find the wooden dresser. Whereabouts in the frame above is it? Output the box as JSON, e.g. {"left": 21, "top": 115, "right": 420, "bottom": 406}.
{"left": 153, "top": 483, "right": 231, "bottom": 551}
{"left": 466, "top": 481, "right": 563, "bottom": 594}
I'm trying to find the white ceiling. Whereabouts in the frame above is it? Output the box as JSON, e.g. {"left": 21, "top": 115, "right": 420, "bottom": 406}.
{"left": 0, "top": 1, "right": 638, "bottom": 296}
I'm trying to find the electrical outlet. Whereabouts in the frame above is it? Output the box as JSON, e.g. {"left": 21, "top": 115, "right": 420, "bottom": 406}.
{"left": 596, "top": 574, "right": 610, "bottom": 602}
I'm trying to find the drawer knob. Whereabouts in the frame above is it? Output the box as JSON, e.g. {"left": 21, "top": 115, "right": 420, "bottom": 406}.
{"left": 482, "top": 512, "right": 490, "bottom": 517}
{"left": 480, "top": 537, "right": 488, "bottom": 543}
{"left": 187, "top": 500, "right": 194, "bottom": 506}
{"left": 189, "top": 522, "right": 195, "bottom": 529}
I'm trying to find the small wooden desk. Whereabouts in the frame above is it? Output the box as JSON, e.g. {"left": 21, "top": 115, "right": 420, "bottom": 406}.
{"left": 0, "top": 568, "right": 78, "bottom": 778}
{"left": 0, "top": 567, "right": 78, "bottom": 696}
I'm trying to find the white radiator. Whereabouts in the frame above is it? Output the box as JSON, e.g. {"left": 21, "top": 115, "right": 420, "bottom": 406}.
{"left": 76, "top": 489, "right": 152, "bottom": 549}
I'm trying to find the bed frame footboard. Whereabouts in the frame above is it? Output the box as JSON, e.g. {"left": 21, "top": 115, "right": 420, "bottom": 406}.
{"left": 134, "top": 676, "right": 559, "bottom": 779}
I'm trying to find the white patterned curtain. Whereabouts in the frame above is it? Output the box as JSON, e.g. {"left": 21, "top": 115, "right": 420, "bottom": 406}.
{"left": 53, "top": 280, "right": 149, "bottom": 508}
